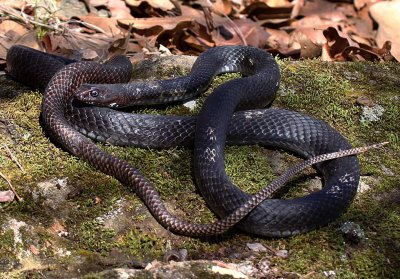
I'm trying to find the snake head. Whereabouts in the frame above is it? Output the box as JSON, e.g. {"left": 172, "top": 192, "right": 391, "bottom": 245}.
{"left": 75, "top": 84, "right": 121, "bottom": 108}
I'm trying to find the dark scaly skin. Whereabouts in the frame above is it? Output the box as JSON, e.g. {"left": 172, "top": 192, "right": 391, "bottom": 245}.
{"left": 5, "top": 45, "right": 75, "bottom": 91}
{"left": 6, "top": 45, "right": 360, "bottom": 237}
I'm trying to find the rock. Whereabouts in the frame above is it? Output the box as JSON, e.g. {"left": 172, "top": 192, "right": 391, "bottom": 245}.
{"left": 339, "top": 221, "right": 366, "bottom": 244}
{"left": 276, "top": 249, "right": 288, "bottom": 258}
{"left": 132, "top": 55, "right": 197, "bottom": 80}
{"left": 257, "top": 258, "right": 271, "bottom": 276}
{"left": 163, "top": 249, "right": 188, "bottom": 262}
{"left": 235, "top": 260, "right": 258, "bottom": 277}
{"left": 302, "top": 177, "right": 322, "bottom": 193}
{"left": 323, "top": 270, "right": 336, "bottom": 278}
{"left": 246, "top": 242, "right": 267, "bottom": 252}
{"left": 183, "top": 100, "right": 197, "bottom": 111}
{"left": 380, "top": 165, "right": 395, "bottom": 176}
{"left": 211, "top": 265, "right": 248, "bottom": 278}
{"left": 358, "top": 176, "right": 381, "bottom": 194}
{"left": 361, "top": 104, "right": 385, "bottom": 123}
{"left": 59, "top": 0, "right": 88, "bottom": 18}
{"left": 33, "top": 178, "right": 71, "bottom": 210}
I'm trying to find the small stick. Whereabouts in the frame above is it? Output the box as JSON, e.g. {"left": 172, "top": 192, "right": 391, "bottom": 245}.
{"left": 3, "top": 144, "right": 25, "bottom": 173}
{"left": 0, "top": 171, "right": 22, "bottom": 201}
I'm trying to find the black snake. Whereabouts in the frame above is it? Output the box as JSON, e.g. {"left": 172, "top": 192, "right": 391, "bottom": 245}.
{"left": 6, "top": 45, "right": 361, "bottom": 237}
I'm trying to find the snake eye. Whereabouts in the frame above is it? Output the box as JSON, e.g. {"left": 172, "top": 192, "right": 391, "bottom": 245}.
{"left": 90, "top": 89, "right": 99, "bottom": 98}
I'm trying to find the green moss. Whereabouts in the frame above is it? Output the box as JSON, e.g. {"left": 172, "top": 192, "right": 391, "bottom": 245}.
{"left": 76, "top": 220, "right": 117, "bottom": 253}
{"left": 0, "top": 229, "right": 17, "bottom": 257}
{"left": 277, "top": 60, "right": 360, "bottom": 135}
{"left": 350, "top": 249, "right": 389, "bottom": 278}
{"left": 118, "top": 228, "right": 166, "bottom": 260}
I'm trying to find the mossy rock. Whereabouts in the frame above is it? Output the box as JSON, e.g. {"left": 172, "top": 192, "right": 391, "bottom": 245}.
{"left": 0, "top": 57, "right": 398, "bottom": 278}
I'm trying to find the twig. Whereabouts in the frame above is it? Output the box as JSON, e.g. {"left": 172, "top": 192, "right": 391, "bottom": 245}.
{"left": 301, "top": 271, "right": 317, "bottom": 278}
{"left": 0, "top": 171, "right": 22, "bottom": 201}
{"left": 221, "top": 13, "right": 247, "bottom": 46}
{"left": 202, "top": 0, "right": 247, "bottom": 45}
{"left": 3, "top": 144, "right": 25, "bottom": 173}
{"left": 263, "top": 244, "right": 278, "bottom": 254}
{"left": 66, "top": 19, "right": 108, "bottom": 35}
{"left": 0, "top": 4, "right": 110, "bottom": 37}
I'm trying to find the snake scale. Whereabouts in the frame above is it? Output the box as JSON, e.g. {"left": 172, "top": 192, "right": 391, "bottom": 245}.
{"left": 6, "top": 45, "right": 360, "bottom": 237}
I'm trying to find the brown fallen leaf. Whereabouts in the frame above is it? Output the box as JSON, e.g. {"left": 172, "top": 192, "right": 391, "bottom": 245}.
{"left": 322, "top": 26, "right": 395, "bottom": 62}
{"left": 88, "top": 0, "right": 109, "bottom": 6}
{"left": 298, "top": 0, "right": 353, "bottom": 18}
{"left": 290, "top": 29, "right": 321, "bottom": 59}
{"left": 118, "top": 16, "right": 194, "bottom": 36}
{"left": 50, "top": 219, "right": 66, "bottom": 235}
{"left": 369, "top": 1, "right": 400, "bottom": 61}
{"left": 0, "top": 18, "right": 35, "bottom": 64}
{"left": 180, "top": 27, "right": 214, "bottom": 54}
{"left": 42, "top": 29, "right": 114, "bottom": 60}
{"left": 341, "top": 46, "right": 380, "bottom": 61}
{"left": 264, "top": 28, "right": 300, "bottom": 57}
{"left": 209, "top": 0, "right": 233, "bottom": 15}
{"left": 372, "top": 41, "right": 395, "bottom": 61}
{"left": 30, "top": 244, "right": 40, "bottom": 255}
{"left": 344, "top": 41, "right": 396, "bottom": 62}
{"left": 180, "top": 4, "right": 228, "bottom": 30}
{"left": 126, "top": 0, "right": 175, "bottom": 12}
{"left": 242, "top": 1, "right": 292, "bottom": 21}
{"left": 354, "top": 0, "right": 371, "bottom": 10}
{"left": 108, "top": 0, "right": 134, "bottom": 19}
{"left": 213, "top": 18, "right": 269, "bottom": 48}
{"left": 322, "top": 26, "right": 358, "bottom": 61}
{"left": 108, "top": 23, "right": 133, "bottom": 57}
{"left": 77, "top": 15, "right": 123, "bottom": 37}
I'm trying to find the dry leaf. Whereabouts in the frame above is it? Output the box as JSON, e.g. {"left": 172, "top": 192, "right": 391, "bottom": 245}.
{"left": 213, "top": 18, "right": 269, "bottom": 47}
{"left": 77, "top": 15, "right": 123, "bottom": 37}
{"left": 50, "top": 220, "right": 66, "bottom": 235}
{"left": 118, "top": 16, "right": 194, "bottom": 36}
{"left": 321, "top": 26, "right": 394, "bottom": 62}
{"left": 108, "top": 0, "right": 134, "bottom": 19}
{"left": 242, "top": 1, "right": 292, "bottom": 20}
{"left": 369, "top": 1, "right": 400, "bottom": 61}
{"left": 0, "top": 0, "right": 397, "bottom": 63}
{"left": 290, "top": 29, "right": 321, "bottom": 58}
{"left": 30, "top": 244, "right": 40, "bottom": 255}
{"left": 322, "top": 27, "right": 357, "bottom": 61}
{"left": 298, "top": 0, "right": 349, "bottom": 18}
{"left": 0, "top": 19, "right": 33, "bottom": 63}
{"left": 264, "top": 27, "right": 301, "bottom": 57}
{"left": 126, "top": 0, "right": 175, "bottom": 11}
{"left": 88, "top": 0, "right": 109, "bottom": 6}
{"left": 211, "top": 0, "right": 233, "bottom": 15}
{"left": 291, "top": 0, "right": 304, "bottom": 18}
{"left": 354, "top": 0, "right": 372, "bottom": 10}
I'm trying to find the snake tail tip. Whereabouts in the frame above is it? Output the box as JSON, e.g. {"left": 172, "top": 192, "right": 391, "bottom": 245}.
{"left": 364, "top": 141, "right": 389, "bottom": 151}
{"left": 373, "top": 141, "right": 389, "bottom": 148}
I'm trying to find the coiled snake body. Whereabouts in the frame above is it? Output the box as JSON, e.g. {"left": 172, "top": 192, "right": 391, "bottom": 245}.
{"left": 6, "top": 45, "right": 360, "bottom": 237}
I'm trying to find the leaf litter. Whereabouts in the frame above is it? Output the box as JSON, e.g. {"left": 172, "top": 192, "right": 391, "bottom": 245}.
{"left": 0, "top": 0, "right": 398, "bottom": 64}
